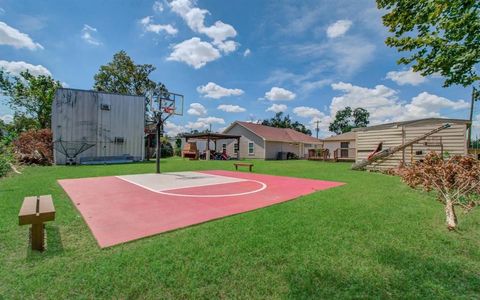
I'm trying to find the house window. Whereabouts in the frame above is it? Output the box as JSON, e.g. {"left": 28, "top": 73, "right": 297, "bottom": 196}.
{"left": 340, "top": 141, "right": 349, "bottom": 149}
{"left": 222, "top": 143, "right": 227, "bottom": 152}
{"left": 248, "top": 142, "right": 254, "bottom": 155}
{"left": 234, "top": 143, "right": 239, "bottom": 154}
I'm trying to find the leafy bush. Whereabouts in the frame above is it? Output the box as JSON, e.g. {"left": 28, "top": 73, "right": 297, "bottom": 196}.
{"left": 400, "top": 152, "right": 480, "bottom": 230}
{"left": 13, "top": 129, "right": 53, "bottom": 165}
{"left": 160, "top": 141, "right": 174, "bottom": 158}
{"left": 287, "top": 152, "right": 299, "bottom": 160}
{"left": 174, "top": 147, "right": 182, "bottom": 157}
{"left": 0, "top": 148, "right": 11, "bottom": 177}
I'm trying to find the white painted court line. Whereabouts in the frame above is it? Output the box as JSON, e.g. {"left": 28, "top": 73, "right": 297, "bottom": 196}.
{"left": 115, "top": 171, "right": 267, "bottom": 197}
{"left": 116, "top": 171, "right": 246, "bottom": 192}
{"left": 156, "top": 180, "right": 267, "bottom": 198}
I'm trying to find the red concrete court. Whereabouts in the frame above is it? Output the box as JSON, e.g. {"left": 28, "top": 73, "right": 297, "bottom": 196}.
{"left": 58, "top": 170, "right": 344, "bottom": 248}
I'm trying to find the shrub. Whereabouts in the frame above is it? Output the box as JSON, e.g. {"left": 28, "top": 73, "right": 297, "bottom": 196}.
{"left": 160, "top": 141, "right": 174, "bottom": 158}
{"left": 400, "top": 152, "right": 480, "bottom": 230}
{"left": 0, "top": 150, "right": 11, "bottom": 177}
{"left": 13, "top": 129, "right": 53, "bottom": 165}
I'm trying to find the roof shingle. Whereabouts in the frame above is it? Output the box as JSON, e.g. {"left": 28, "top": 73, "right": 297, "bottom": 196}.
{"left": 232, "top": 121, "right": 323, "bottom": 144}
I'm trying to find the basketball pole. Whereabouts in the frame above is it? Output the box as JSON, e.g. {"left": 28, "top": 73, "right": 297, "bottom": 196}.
{"left": 155, "top": 112, "right": 161, "bottom": 174}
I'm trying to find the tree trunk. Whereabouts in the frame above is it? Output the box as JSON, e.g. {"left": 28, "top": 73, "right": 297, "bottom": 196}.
{"left": 445, "top": 200, "right": 457, "bottom": 230}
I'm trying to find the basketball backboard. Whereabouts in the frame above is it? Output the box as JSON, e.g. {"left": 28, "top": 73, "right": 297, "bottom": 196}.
{"left": 149, "top": 91, "right": 184, "bottom": 117}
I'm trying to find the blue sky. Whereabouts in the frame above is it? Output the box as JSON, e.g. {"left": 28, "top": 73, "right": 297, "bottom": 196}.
{"left": 0, "top": 0, "right": 477, "bottom": 137}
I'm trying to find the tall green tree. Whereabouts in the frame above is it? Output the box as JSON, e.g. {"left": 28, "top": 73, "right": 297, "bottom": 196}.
{"left": 329, "top": 107, "right": 370, "bottom": 135}
{"left": 262, "top": 112, "right": 312, "bottom": 135}
{"left": 377, "top": 0, "right": 480, "bottom": 87}
{"left": 0, "top": 70, "right": 61, "bottom": 129}
{"left": 93, "top": 50, "right": 168, "bottom": 96}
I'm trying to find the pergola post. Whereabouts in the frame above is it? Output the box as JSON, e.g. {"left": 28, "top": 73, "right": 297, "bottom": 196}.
{"left": 236, "top": 137, "right": 240, "bottom": 160}
{"left": 206, "top": 137, "right": 210, "bottom": 160}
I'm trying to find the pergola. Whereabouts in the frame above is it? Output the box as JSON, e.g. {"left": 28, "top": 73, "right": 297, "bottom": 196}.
{"left": 183, "top": 133, "right": 241, "bottom": 160}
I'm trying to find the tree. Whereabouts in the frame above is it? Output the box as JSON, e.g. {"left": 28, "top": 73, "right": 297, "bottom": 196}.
{"left": 0, "top": 70, "right": 61, "bottom": 129}
{"left": 377, "top": 0, "right": 480, "bottom": 87}
{"left": 262, "top": 112, "right": 312, "bottom": 135}
{"left": 93, "top": 50, "right": 168, "bottom": 96}
{"left": 400, "top": 152, "right": 480, "bottom": 230}
{"left": 329, "top": 107, "right": 370, "bottom": 134}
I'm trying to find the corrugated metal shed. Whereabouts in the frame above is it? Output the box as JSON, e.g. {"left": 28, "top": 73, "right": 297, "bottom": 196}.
{"left": 52, "top": 88, "right": 145, "bottom": 165}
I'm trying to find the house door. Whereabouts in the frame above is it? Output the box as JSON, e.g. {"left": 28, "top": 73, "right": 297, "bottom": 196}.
{"left": 340, "top": 142, "right": 349, "bottom": 158}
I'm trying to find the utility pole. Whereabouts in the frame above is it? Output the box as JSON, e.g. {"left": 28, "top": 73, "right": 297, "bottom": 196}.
{"left": 315, "top": 120, "right": 320, "bottom": 139}
{"left": 468, "top": 87, "right": 479, "bottom": 148}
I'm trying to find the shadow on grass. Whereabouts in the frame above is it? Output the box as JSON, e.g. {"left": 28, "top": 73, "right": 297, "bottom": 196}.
{"left": 286, "top": 248, "right": 480, "bottom": 298}
{"left": 26, "top": 225, "right": 64, "bottom": 260}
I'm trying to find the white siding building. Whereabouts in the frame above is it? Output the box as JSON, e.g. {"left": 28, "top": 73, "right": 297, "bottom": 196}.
{"left": 353, "top": 118, "right": 470, "bottom": 170}
{"left": 221, "top": 121, "right": 323, "bottom": 159}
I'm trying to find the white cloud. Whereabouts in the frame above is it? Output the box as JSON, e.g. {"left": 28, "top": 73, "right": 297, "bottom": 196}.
{"left": 186, "top": 116, "right": 225, "bottom": 130}
{"left": 217, "top": 104, "right": 246, "bottom": 113}
{"left": 330, "top": 82, "right": 470, "bottom": 124}
{"left": 0, "top": 114, "right": 13, "bottom": 124}
{"left": 168, "top": 0, "right": 239, "bottom": 58}
{"left": 386, "top": 68, "right": 427, "bottom": 86}
{"left": 264, "top": 87, "right": 296, "bottom": 101}
{"left": 243, "top": 48, "right": 251, "bottom": 57}
{"left": 167, "top": 37, "right": 221, "bottom": 69}
{"left": 265, "top": 69, "right": 331, "bottom": 94}
{"left": 140, "top": 16, "right": 178, "bottom": 35}
{"left": 197, "top": 82, "right": 244, "bottom": 99}
{"left": 153, "top": 1, "right": 164, "bottom": 13}
{"left": 81, "top": 24, "right": 101, "bottom": 46}
{"left": 401, "top": 92, "right": 470, "bottom": 120}
{"left": 293, "top": 106, "right": 324, "bottom": 118}
{"left": 266, "top": 104, "right": 288, "bottom": 113}
{"left": 326, "top": 20, "right": 353, "bottom": 38}
{"left": 0, "top": 60, "right": 51, "bottom": 77}
{"left": 0, "top": 21, "right": 43, "bottom": 50}
{"left": 0, "top": 8, "right": 5, "bottom": 15}
{"left": 287, "top": 36, "right": 375, "bottom": 77}
{"left": 197, "top": 116, "right": 225, "bottom": 124}
{"left": 187, "top": 102, "right": 207, "bottom": 116}
{"left": 164, "top": 121, "right": 186, "bottom": 136}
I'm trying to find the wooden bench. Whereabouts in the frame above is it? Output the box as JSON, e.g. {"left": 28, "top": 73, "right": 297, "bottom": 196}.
{"left": 18, "top": 195, "right": 55, "bottom": 251}
{"left": 234, "top": 162, "right": 254, "bottom": 172}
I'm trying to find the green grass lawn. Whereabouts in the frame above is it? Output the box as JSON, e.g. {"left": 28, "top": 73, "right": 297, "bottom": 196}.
{"left": 1, "top": 158, "right": 479, "bottom": 299}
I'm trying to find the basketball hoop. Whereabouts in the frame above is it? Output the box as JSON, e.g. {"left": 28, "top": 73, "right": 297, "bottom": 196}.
{"left": 163, "top": 107, "right": 175, "bottom": 115}
{"left": 145, "top": 90, "right": 184, "bottom": 174}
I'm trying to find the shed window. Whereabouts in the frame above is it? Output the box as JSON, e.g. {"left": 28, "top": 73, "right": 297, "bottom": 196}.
{"left": 248, "top": 142, "right": 254, "bottom": 155}
{"left": 415, "top": 150, "right": 423, "bottom": 155}
{"left": 222, "top": 143, "right": 227, "bottom": 152}
{"left": 100, "top": 103, "right": 111, "bottom": 111}
{"left": 114, "top": 137, "right": 125, "bottom": 144}
{"left": 234, "top": 143, "right": 239, "bottom": 154}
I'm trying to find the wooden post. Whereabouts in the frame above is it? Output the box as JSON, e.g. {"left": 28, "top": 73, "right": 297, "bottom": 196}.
{"left": 236, "top": 137, "right": 240, "bottom": 160}
{"left": 206, "top": 137, "right": 210, "bottom": 160}
{"left": 31, "top": 223, "right": 44, "bottom": 251}
{"left": 410, "top": 145, "right": 414, "bottom": 164}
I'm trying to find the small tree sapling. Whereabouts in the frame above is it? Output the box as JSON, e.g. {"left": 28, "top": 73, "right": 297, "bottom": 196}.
{"left": 400, "top": 152, "right": 480, "bottom": 230}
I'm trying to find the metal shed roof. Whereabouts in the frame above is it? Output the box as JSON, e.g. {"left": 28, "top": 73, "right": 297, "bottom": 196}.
{"left": 352, "top": 118, "right": 471, "bottom": 132}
